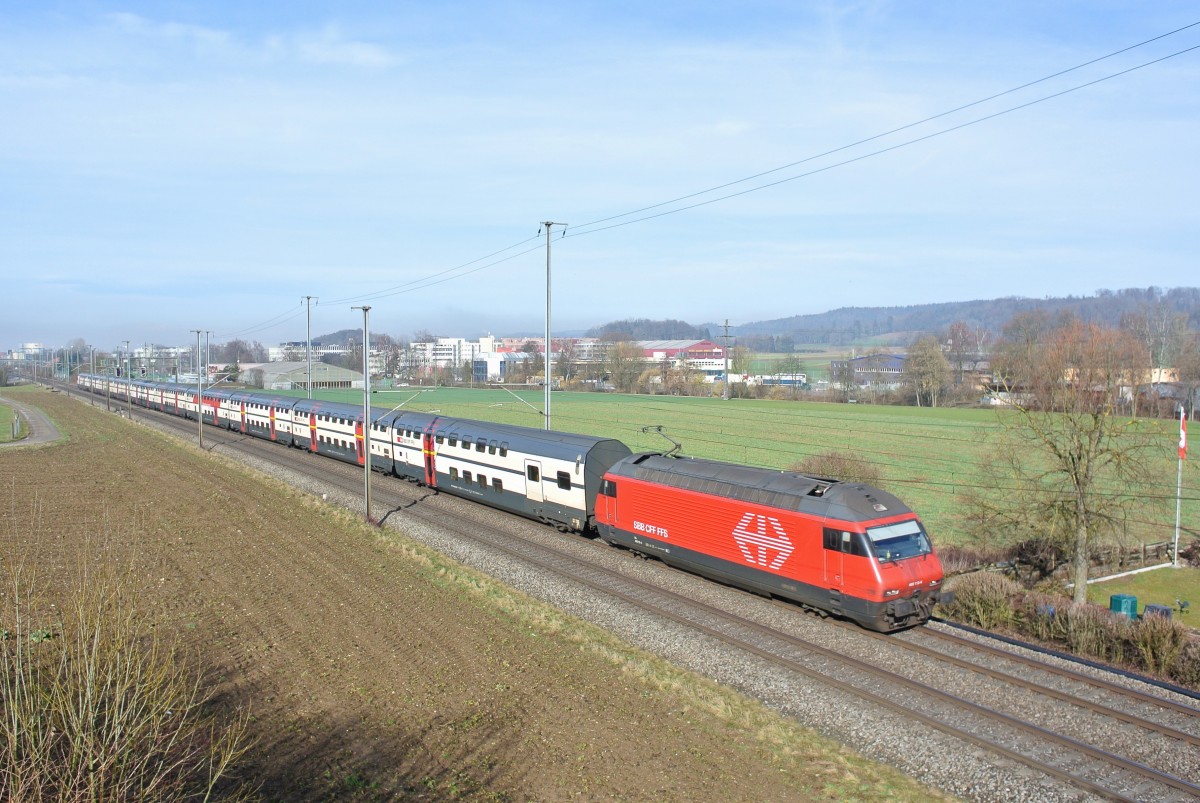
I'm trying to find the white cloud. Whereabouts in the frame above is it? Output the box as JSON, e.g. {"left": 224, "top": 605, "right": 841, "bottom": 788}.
{"left": 290, "top": 26, "right": 398, "bottom": 68}
{"left": 105, "top": 12, "right": 233, "bottom": 50}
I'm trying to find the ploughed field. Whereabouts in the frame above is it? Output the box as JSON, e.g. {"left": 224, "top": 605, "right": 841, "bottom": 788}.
{"left": 0, "top": 387, "right": 945, "bottom": 802}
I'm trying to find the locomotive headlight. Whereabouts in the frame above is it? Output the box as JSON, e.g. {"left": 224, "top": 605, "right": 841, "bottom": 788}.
{"left": 929, "top": 578, "right": 940, "bottom": 587}
{"left": 884, "top": 589, "right": 900, "bottom": 597}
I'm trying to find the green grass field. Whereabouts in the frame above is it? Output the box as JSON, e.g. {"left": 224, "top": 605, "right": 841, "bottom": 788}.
{"left": 1087, "top": 566, "right": 1199, "bottom": 619}
{"left": 276, "top": 385, "right": 1198, "bottom": 547}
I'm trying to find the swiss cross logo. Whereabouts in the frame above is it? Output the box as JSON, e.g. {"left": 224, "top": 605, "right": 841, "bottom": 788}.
{"left": 732, "top": 513, "right": 794, "bottom": 570}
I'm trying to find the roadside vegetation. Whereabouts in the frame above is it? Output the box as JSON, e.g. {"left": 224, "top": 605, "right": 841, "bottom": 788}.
{"left": 0, "top": 561, "right": 253, "bottom": 801}
{"left": 0, "top": 403, "right": 17, "bottom": 443}
{"left": 940, "top": 569, "right": 1199, "bottom": 689}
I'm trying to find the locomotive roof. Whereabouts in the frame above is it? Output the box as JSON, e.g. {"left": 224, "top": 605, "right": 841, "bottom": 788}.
{"left": 609, "top": 453, "right": 914, "bottom": 523}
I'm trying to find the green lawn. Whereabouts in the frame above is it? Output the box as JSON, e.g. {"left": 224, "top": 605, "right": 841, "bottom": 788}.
{"left": 0, "top": 402, "right": 15, "bottom": 443}
{"left": 1087, "top": 566, "right": 1200, "bottom": 621}
{"left": 274, "top": 386, "right": 1197, "bottom": 548}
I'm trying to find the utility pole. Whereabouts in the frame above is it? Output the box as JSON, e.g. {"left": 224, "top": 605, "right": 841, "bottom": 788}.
{"left": 541, "top": 221, "right": 566, "bottom": 430}
{"left": 305, "top": 296, "right": 317, "bottom": 399}
{"left": 205, "top": 331, "right": 212, "bottom": 383}
{"left": 122, "top": 340, "right": 132, "bottom": 419}
{"left": 722, "top": 320, "right": 731, "bottom": 400}
{"left": 1176, "top": 404, "right": 1188, "bottom": 568}
{"left": 352, "top": 305, "right": 373, "bottom": 522}
{"left": 192, "top": 330, "right": 204, "bottom": 448}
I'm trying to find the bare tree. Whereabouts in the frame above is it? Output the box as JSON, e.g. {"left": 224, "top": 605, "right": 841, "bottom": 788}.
{"left": 555, "top": 338, "right": 578, "bottom": 384}
{"left": 1121, "top": 301, "right": 1190, "bottom": 369}
{"left": 777, "top": 354, "right": 803, "bottom": 398}
{"left": 979, "top": 316, "right": 1155, "bottom": 602}
{"left": 831, "top": 355, "right": 856, "bottom": 400}
{"left": 945, "top": 321, "right": 972, "bottom": 386}
{"left": 1176, "top": 332, "right": 1200, "bottom": 416}
{"left": 605, "top": 339, "right": 644, "bottom": 393}
{"left": 905, "top": 337, "right": 950, "bottom": 407}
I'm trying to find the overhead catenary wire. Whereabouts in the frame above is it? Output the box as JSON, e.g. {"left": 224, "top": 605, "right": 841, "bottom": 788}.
{"left": 562, "top": 42, "right": 1200, "bottom": 240}
{"left": 566, "top": 21, "right": 1200, "bottom": 234}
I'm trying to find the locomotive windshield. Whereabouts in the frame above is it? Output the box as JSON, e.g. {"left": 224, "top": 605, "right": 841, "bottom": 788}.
{"left": 866, "top": 519, "right": 931, "bottom": 562}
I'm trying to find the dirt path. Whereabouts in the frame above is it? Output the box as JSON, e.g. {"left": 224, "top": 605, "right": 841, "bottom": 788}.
{"left": 0, "top": 389, "right": 62, "bottom": 447}
{"left": 0, "top": 389, "right": 947, "bottom": 801}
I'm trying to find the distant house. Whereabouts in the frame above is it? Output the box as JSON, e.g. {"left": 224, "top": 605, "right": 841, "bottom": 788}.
{"left": 829, "top": 354, "right": 907, "bottom": 388}
{"left": 239, "top": 361, "right": 363, "bottom": 391}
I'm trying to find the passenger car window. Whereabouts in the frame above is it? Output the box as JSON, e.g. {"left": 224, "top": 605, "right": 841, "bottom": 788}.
{"left": 526, "top": 466, "right": 540, "bottom": 482}
{"left": 556, "top": 471, "right": 571, "bottom": 491}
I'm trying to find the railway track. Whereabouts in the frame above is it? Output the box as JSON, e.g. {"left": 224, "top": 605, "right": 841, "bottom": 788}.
{"left": 74, "top": 390, "right": 1200, "bottom": 801}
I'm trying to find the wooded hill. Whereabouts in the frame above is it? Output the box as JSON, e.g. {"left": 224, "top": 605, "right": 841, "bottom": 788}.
{"left": 722, "top": 287, "right": 1200, "bottom": 346}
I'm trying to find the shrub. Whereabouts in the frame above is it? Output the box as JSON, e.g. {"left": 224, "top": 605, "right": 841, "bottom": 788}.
{"left": 1179, "top": 538, "right": 1200, "bottom": 568}
{"left": 0, "top": 567, "right": 253, "bottom": 801}
{"left": 1020, "top": 592, "right": 1071, "bottom": 642}
{"left": 1168, "top": 638, "right": 1200, "bottom": 688}
{"left": 1127, "top": 613, "right": 1189, "bottom": 675}
{"left": 935, "top": 544, "right": 1014, "bottom": 577}
{"left": 1059, "top": 603, "right": 1129, "bottom": 663}
{"left": 942, "top": 572, "right": 1021, "bottom": 630}
{"left": 790, "top": 451, "right": 884, "bottom": 487}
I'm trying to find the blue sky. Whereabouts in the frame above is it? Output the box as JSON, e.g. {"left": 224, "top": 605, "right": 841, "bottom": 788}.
{"left": 2, "top": 2, "right": 1198, "bottom": 350}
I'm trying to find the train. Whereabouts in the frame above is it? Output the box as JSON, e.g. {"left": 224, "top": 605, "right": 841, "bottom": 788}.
{"left": 76, "top": 373, "right": 948, "bottom": 631}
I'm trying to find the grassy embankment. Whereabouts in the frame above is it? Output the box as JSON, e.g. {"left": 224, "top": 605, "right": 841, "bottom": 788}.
{"left": 0, "top": 400, "right": 23, "bottom": 443}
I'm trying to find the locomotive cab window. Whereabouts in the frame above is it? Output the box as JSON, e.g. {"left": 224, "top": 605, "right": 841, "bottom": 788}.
{"left": 600, "top": 479, "right": 617, "bottom": 497}
{"left": 556, "top": 471, "right": 571, "bottom": 491}
{"left": 867, "top": 520, "right": 932, "bottom": 562}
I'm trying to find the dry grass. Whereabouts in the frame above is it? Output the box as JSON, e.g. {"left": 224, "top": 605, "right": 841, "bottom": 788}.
{"left": 0, "top": 560, "right": 253, "bottom": 802}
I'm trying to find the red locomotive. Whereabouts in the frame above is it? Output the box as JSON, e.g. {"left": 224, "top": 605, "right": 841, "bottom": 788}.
{"left": 596, "top": 452, "right": 947, "bottom": 632}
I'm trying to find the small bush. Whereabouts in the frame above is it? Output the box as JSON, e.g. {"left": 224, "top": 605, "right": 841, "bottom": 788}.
{"left": 1127, "top": 613, "right": 1189, "bottom": 674}
{"left": 936, "top": 544, "right": 1014, "bottom": 577}
{"left": 0, "top": 567, "right": 253, "bottom": 801}
{"left": 1168, "top": 638, "right": 1200, "bottom": 687}
{"left": 1059, "top": 603, "right": 1130, "bottom": 663}
{"left": 790, "top": 451, "right": 883, "bottom": 487}
{"left": 1020, "top": 592, "right": 1071, "bottom": 642}
{"left": 1179, "top": 538, "right": 1200, "bottom": 568}
{"left": 942, "top": 572, "right": 1021, "bottom": 630}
